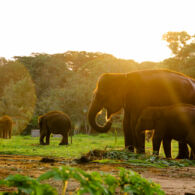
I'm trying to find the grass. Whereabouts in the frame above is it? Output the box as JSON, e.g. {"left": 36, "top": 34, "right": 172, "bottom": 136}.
{"left": 0, "top": 134, "right": 180, "bottom": 159}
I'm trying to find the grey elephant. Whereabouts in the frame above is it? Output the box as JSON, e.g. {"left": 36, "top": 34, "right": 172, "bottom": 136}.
{"left": 135, "top": 104, "right": 195, "bottom": 159}
{"left": 39, "top": 111, "right": 71, "bottom": 145}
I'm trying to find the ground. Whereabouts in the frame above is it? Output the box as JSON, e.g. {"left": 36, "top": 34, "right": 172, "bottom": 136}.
{"left": 0, "top": 135, "right": 195, "bottom": 194}
{"left": 0, "top": 154, "right": 195, "bottom": 194}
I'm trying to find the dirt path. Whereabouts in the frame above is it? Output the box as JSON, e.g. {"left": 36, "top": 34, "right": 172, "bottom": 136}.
{"left": 0, "top": 154, "right": 195, "bottom": 194}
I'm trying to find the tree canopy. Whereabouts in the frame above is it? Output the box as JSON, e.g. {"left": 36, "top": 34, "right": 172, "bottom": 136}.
{"left": 0, "top": 31, "right": 194, "bottom": 134}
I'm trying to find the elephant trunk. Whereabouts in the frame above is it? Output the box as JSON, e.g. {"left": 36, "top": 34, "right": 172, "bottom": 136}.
{"left": 88, "top": 99, "right": 112, "bottom": 133}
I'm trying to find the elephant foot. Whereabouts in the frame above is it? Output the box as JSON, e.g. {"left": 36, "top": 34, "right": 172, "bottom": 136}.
{"left": 153, "top": 151, "right": 159, "bottom": 156}
{"left": 190, "top": 153, "right": 195, "bottom": 160}
{"left": 40, "top": 143, "right": 46, "bottom": 145}
{"left": 59, "top": 142, "right": 68, "bottom": 145}
{"left": 175, "top": 154, "right": 189, "bottom": 159}
{"left": 135, "top": 146, "right": 145, "bottom": 154}
{"left": 176, "top": 142, "right": 189, "bottom": 159}
{"left": 126, "top": 145, "right": 134, "bottom": 152}
{"left": 136, "top": 149, "right": 145, "bottom": 154}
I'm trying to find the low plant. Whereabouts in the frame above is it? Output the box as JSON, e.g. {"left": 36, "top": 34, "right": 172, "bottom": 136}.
{"left": 93, "top": 149, "right": 195, "bottom": 168}
{"left": 0, "top": 174, "right": 57, "bottom": 195}
{"left": 0, "top": 166, "right": 165, "bottom": 195}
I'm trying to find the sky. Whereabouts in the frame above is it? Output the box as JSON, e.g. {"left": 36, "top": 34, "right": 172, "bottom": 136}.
{"left": 0, "top": 0, "right": 194, "bottom": 62}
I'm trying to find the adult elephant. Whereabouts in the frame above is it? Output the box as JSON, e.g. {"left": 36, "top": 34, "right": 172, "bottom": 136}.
{"left": 88, "top": 69, "right": 195, "bottom": 158}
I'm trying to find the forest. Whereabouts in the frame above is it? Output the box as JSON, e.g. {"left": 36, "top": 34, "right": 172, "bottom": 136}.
{"left": 0, "top": 31, "right": 194, "bottom": 135}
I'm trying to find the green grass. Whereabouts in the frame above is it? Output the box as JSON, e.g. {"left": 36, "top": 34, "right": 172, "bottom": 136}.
{"left": 0, "top": 134, "right": 180, "bottom": 159}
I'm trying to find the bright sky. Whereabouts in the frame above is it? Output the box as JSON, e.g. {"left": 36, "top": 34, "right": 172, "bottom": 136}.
{"left": 0, "top": 0, "right": 194, "bottom": 62}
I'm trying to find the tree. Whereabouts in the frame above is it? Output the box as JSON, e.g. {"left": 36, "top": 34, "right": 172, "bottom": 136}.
{"left": 0, "top": 61, "right": 36, "bottom": 134}
{"left": 162, "top": 31, "right": 195, "bottom": 71}
{"left": 162, "top": 31, "right": 195, "bottom": 59}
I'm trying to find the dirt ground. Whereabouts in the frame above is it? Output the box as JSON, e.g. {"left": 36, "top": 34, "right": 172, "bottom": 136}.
{"left": 0, "top": 154, "right": 195, "bottom": 195}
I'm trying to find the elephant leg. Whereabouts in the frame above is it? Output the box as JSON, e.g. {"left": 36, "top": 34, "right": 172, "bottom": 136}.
{"left": 136, "top": 133, "right": 145, "bottom": 154}
{"left": 152, "top": 133, "right": 163, "bottom": 156}
{"left": 123, "top": 112, "right": 134, "bottom": 152}
{"left": 132, "top": 111, "right": 145, "bottom": 154}
{"left": 40, "top": 132, "right": 46, "bottom": 145}
{"left": 45, "top": 132, "right": 51, "bottom": 145}
{"left": 186, "top": 133, "right": 195, "bottom": 160}
{"left": 3, "top": 129, "right": 6, "bottom": 139}
{"left": 59, "top": 132, "right": 68, "bottom": 145}
{"left": 162, "top": 138, "right": 172, "bottom": 158}
{"left": 190, "top": 149, "right": 195, "bottom": 160}
{"left": 175, "top": 142, "right": 189, "bottom": 159}
{"left": 9, "top": 129, "right": 11, "bottom": 139}
{"left": 188, "top": 143, "right": 195, "bottom": 160}
{"left": 5, "top": 129, "right": 8, "bottom": 139}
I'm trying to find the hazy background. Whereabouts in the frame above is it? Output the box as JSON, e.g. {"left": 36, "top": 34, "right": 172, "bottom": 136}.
{"left": 0, "top": 0, "right": 194, "bottom": 134}
{"left": 0, "top": 0, "right": 194, "bottom": 62}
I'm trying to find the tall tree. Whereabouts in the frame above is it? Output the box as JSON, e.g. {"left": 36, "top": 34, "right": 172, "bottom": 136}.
{"left": 162, "top": 31, "right": 195, "bottom": 58}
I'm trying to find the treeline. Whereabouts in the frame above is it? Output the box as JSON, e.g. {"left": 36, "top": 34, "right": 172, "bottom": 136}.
{"left": 0, "top": 31, "right": 194, "bottom": 134}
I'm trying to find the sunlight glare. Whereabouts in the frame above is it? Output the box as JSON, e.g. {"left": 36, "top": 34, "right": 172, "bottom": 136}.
{"left": 0, "top": 0, "right": 194, "bottom": 62}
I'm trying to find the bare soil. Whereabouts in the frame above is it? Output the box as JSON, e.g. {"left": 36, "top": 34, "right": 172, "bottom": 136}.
{"left": 0, "top": 154, "right": 195, "bottom": 195}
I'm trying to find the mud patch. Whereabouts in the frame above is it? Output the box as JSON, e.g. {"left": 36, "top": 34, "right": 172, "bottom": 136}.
{"left": 0, "top": 154, "right": 195, "bottom": 195}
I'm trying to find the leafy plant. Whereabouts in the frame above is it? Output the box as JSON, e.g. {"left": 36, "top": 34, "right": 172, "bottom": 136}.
{"left": 0, "top": 174, "right": 57, "bottom": 195}
{"left": 94, "top": 149, "right": 195, "bottom": 168}
{"left": 118, "top": 167, "right": 164, "bottom": 195}
{"left": 0, "top": 166, "right": 165, "bottom": 195}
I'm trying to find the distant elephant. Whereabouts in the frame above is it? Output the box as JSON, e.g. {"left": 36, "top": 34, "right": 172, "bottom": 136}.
{"left": 38, "top": 111, "right": 71, "bottom": 145}
{"left": 0, "top": 115, "right": 12, "bottom": 139}
{"left": 135, "top": 104, "right": 195, "bottom": 159}
{"left": 88, "top": 69, "right": 195, "bottom": 158}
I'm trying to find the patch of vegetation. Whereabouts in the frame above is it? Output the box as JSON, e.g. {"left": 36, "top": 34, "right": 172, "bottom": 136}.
{"left": 0, "top": 166, "right": 165, "bottom": 195}
{"left": 0, "top": 174, "right": 56, "bottom": 195}
{"left": 91, "top": 150, "right": 195, "bottom": 168}
{"left": 0, "top": 135, "right": 180, "bottom": 159}
{"left": 0, "top": 134, "right": 124, "bottom": 158}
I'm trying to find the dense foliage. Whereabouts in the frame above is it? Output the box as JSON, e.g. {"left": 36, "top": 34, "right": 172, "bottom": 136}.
{"left": 0, "top": 31, "right": 194, "bottom": 134}
{"left": 0, "top": 61, "right": 36, "bottom": 134}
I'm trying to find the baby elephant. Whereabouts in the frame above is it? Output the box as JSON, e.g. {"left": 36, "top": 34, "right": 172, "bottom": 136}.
{"left": 38, "top": 111, "right": 71, "bottom": 145}
{"left": 136, "top": 104, "right": 195, "bottom": 159}
{"left": 0, "top": 115, "right": 12, "bottom": 139}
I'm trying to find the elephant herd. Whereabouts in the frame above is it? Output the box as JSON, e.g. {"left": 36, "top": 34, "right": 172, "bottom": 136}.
{"left": 1, "top": 69, "right": 195, "bottom": 160}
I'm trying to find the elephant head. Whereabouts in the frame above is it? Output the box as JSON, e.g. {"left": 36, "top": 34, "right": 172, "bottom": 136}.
{"left": 135, "top": 107, "right": 161, "bottom": 134}
{"left": 88, "top": 73, "right": 127, "bottom": 133}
